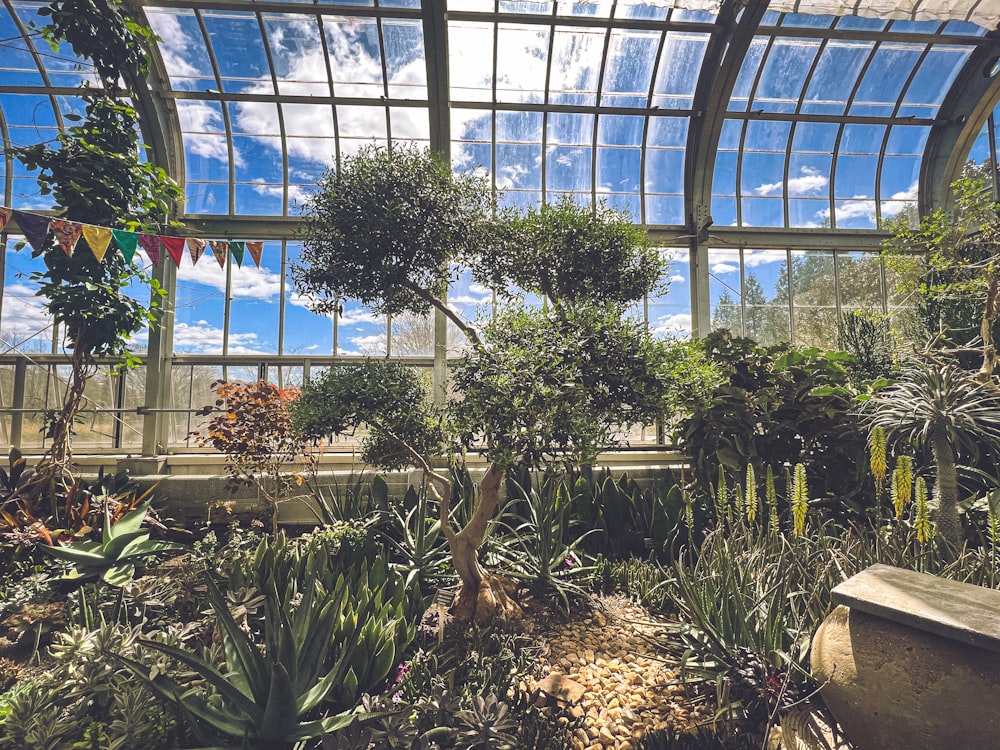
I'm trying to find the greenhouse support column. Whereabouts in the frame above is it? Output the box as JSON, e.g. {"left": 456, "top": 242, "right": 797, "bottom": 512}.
{"left": 141, "top": 258, "right": 176, "bottom": 456}
{"left": 690, "top": 236, "right": 711, "bottom": 338}
{"left": 434, "top": 305, "right": 447, "bottom": 407}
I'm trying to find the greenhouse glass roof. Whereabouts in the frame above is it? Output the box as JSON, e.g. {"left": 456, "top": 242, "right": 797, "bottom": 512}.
{"left": 4, "top": 0, "right": 1000, "bottom": 240}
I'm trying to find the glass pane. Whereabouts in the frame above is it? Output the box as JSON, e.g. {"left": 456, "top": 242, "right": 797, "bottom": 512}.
{"left": 601, "top": 28, "right": 659, "bottom": 108}
{"left": 174, "top": 252, "right": 228, "bottom": 353}
{"left": 837, "top": 251, "right": 884, "bottom": 312}
{"left": 801, "top": 40, "right": 872, "bottom": 115}
{"left": 264, "top": 14, "right": 328, "bottom": 96}
{"left": 203, "top": 12, "right": 272, "bottom": 93}
{"left": 709, "top": 248, "right": 743, "bottom": 335}
{"left": 230, "top": 247, "right": 282, "bottom": 353}
{"left": 652, "top": 33, "right": 709, "bottom": 109}
{"left": 753, "top": 38, "right": 821, "bottom": 113}
{"left": 449, "top": 21, "right": 494, "bottom": 102}
{"left": 791, "top": 251, "right": 836, "bottom": 346}
{"left": 646, "top": 248, "right": 691, "bottom": 337}
{"left": 549, "top": 25, "right": 605, "bottom": 105}
{"left": 325, "top": 16, "right": 384, "bottom": 97}
{"left": 382, "top": 19, "right": 427, "bottom": 99}
{"left": 285, "top": 243, "right": 334, "bottom": 355}
{"left": 496, "top": 23, "right": 549, "bottom": 103}
{"left": 743, "top": 250, "right": 790, "bottom": 345}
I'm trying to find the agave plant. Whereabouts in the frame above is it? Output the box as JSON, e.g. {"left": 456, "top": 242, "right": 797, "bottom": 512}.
{"left": 864, "top": 359, "right": 1000, "bottom": 547}
{"left": 115, "top": 576, "right": 370, "bottom": 749}
{"left": 41, "top": 498, "right": 185, "bottom": 586}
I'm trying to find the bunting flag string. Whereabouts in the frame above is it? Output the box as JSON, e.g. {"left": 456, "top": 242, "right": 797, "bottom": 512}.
{"left": 1, "top": 206, "right": 266, "bottom": 272}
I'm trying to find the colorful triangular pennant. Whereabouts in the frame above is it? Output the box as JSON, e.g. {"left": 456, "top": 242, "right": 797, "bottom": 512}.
{"left": 161, "top": 236, "right": 186, "bottom": 268}
{"left": 0, "top": 207, "right": 12, "bottom": 233}
{"left": 81, "top": 225, "right": 113, "bottom": 263}
{"left": 139, "top": 233, "right": 161, "bottom": 266}
{"left": 112, "top": 229, "right": 139, "bottom": 265}
{"left": 229, "top": 240, "right": 245, "bottom": 268}
{"left": 210, "top": 241, "right": 227, "bottom": 269}
{"left": 50, "top": 219, "right": 83, "bottom": 257}
{"left": 246, "top": 240, "right": 263, "bottom": 268}
{"left": 13, "top": 211, "right": 52, "bottom": 256}
{"left": 187, "top": 237, "right": 207, "bottom": 265}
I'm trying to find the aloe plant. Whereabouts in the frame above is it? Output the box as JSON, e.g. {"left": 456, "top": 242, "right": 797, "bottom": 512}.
{"left": 41, "top": 498, "right": 185, "bottom": 586}
{"left": 116, "top": 576, "right": 369, "bottom": 749}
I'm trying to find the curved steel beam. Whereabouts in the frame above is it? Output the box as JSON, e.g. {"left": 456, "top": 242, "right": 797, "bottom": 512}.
{"left": 684, "top": 0, "right": 770, "bottom": 337}
{"left": 920, "top": 32, "right": 1000, "bottom": 215}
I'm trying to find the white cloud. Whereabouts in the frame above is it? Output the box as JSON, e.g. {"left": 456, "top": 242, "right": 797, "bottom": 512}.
{"left": 175, "top": 258, "right": 283, "bottom": 300}
{"left": 818, "top": 182, "right": 918, "bottom": 225}
{"left": 450, "top": 293, "right": 492, "bottom": 307}
{"left": 176, "top": 101, "right": 240, "bottom": 166}
{"left": 250, "top": 180, "right": 312, "bottom": 207}
{"left": 0, "top": 283, "right": 53, "bottom": 350}
{"left": 338, "top": 308, "right": 383, "bottom": 327}
{"left": 711, "top": 262, "right": 739, "bottom": 274}
{"left": 346, "top": 333, "right": 386, "bottom": 356}
{"left": 650, "top": 313, "right": 692, "bottom": 337}
{"left": 669, "top": 274, "right": 685, "bottom": 284}
{"left": 496, "top": 163, "right": 529, "bottom": 190}
{"left": 755, "top": 166, "right": 828, "bottom": 197}
{"left": 148, "top": 12, "right": 201, "bottom": 86}
{"left": 173, "top": 321, "right": 262, "bottom": 354}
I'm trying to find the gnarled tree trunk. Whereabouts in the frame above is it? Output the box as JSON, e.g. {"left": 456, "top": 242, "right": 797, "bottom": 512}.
{"left": 423, "top": 463, "right": 522, "bottom": 625}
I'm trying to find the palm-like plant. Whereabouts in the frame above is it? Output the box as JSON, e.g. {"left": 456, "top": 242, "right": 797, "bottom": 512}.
{"left": 865, "top": 359, "right": 1000, "bottom": 547}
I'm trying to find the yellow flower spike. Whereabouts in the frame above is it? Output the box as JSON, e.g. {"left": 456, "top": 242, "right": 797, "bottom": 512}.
{"left": 869, "top": 427, "right": 887, "bottom": 496}
{"left": 745, "top": 465, "right": 758, "bottom": 523}
{"left": 766, "top": 465, "right": 779, "bottom": 536}
{"left": 897, "top": 455, "right": 913, "bottom": 507}
{"left": 914, "top": 475, "right": 933, "bottom": 544}
{"left": 792, "top": 463, "right": 808, "bottom": 537}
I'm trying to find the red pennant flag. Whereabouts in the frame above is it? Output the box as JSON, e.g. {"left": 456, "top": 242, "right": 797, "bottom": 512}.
{"left": 139, "top": 233, "right": 161, "bottom": 266}
{"left": 50, "top": 219, "right": 83, "bottom": 256}
{"left": 0, "top": 207, "right": 12, "bottom": 232}
{"left": 187, "top": 238, "right": 207, "bottom": 265}
{"left": 161, "top": 236, "right": 186, "bottom": 267}
{"left": 246, "top": 241, "right": 263, "bottom": 268}
{"left": 210, "top": 241, "right": 227, "bottom": 268}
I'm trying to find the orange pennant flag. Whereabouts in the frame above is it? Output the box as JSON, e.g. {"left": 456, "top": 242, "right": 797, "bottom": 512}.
{"left": 210, "top": 241, "right": 227, "bottom": 268}
{"left": 0, "top": 207, "right": 12, "bottom": 233}
{"left": 161, "top": 236, "right": 186, "bottom": 267}
{"left": 246, "top": 241, "right": 263, "bottom": 268}
{"left": 81, "top": 225, "right": 113, "bottom": 262}
{"left": 187, "top": 238, "right": 207, "bottom": 265}
{"left": 50, "top": 219, "right": 83, "bottom": 257}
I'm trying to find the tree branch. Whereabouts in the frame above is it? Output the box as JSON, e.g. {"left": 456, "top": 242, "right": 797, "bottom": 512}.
{"left": 403, "top": 282, "right": 482, "bottom": 349}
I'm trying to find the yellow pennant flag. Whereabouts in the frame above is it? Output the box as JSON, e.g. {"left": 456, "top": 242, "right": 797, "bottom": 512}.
{"left": 82, "top": 224, "right": 113, "bottom": 262}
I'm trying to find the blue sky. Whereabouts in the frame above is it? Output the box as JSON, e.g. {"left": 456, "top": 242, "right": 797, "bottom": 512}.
{"left": 1, "top": 2, "right": 993, "bottom": 355}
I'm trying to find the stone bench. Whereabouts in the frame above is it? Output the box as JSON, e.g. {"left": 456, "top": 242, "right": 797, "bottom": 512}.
{"left": 811, "top": 564, "right": 1000, "bottom": 750}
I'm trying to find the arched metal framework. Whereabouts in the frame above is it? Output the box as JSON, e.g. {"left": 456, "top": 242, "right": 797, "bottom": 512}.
{"left": 3, "top": 0, "right": 1000, "bottom": 455}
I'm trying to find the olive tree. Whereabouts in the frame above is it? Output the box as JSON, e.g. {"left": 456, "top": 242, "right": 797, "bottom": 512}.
{"left": 292, "top": 145, "right": 713, "bottom": 623}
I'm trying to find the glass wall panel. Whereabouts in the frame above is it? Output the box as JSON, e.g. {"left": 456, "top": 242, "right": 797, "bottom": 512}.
{"left": 174, "top": 250, "right": 228, "bottom": 354}
{"left": 791, "top": 250, "right": 836, "bottom": 346}
{"left": 743, "top": 250, "right": 790, "bottom": 345}
{"left": 648, "top": 248, "right": 691, "bottom": 338}
{"left": 709, "top": 248, "right": 743, "bottom": 334}
{"left": 229, "top": 243, "right": 282, "bottom": 354}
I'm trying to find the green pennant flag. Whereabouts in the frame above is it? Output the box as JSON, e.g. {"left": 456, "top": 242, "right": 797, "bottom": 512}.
{"left": 112, "top": 229, "right": 139, "bottom": 264}
{"left": 229, "top": 240, "right": 245, "bottom": 268}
